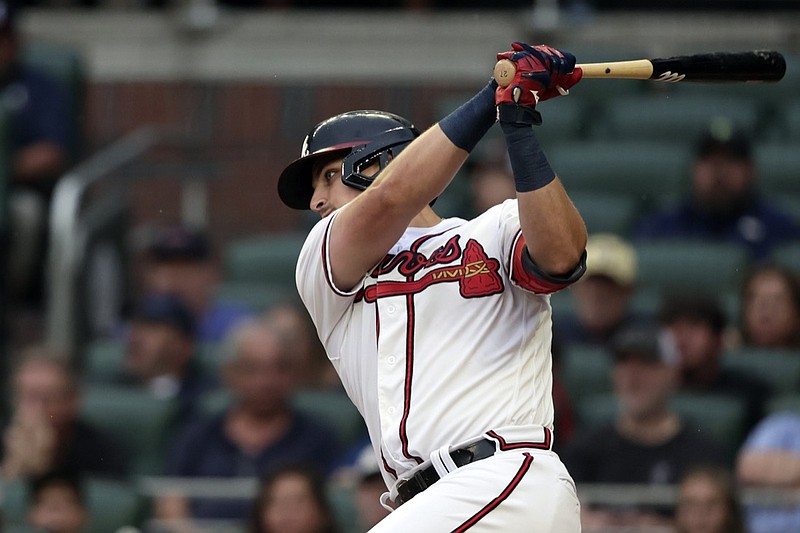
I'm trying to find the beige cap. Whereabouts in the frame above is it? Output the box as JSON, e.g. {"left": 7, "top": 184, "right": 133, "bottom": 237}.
{"left": 584, "top": 233, "right": 637, "bottom": 286}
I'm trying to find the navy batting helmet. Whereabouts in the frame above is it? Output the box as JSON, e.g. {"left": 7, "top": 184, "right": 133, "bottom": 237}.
{"left": 278, "top": 110, "right": 420, "bottom": 210}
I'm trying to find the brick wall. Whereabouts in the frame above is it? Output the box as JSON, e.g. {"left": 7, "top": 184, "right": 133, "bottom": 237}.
{"left": 83, "top": 79, "right": 464, "bottom": 250}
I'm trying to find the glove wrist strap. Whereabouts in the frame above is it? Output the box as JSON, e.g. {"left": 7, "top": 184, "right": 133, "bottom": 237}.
{"left": 497, "top": 103, "right": 542, "bottom": 127}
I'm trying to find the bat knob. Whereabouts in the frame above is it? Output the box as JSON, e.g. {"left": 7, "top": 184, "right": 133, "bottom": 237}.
{"left": 493, "top": 59, "right": 516, "bottom": 88}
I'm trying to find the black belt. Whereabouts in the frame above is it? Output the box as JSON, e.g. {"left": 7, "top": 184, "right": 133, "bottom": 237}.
{"left": 395, "top": 438, "right": 497, "bottom": 506}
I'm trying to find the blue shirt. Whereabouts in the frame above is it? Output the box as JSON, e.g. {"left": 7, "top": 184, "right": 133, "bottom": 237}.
{"left": 165, "top": 409, "right": 343, "bottom": 520}
{"left": 4, "top": 66, "right": 70, "bottom": 155}
{"left": 740, "top": 412, "right": 800, "bottom": 533}
{"left": 632, "top": 197, "right": 800, "bottom": 260}
{"left": 198, "top": 301, "right": 253, "bottom": 343}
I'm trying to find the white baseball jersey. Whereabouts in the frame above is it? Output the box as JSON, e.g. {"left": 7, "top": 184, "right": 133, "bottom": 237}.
{"left": 296, "top": 199, "right": 583, "bottom": 529}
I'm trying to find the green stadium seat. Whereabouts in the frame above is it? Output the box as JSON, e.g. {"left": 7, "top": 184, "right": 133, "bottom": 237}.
{"left": 559, "top": 344, "right": 614, "bottom": 405}
{"left": 215, "top": 280, "right": 299, "bottom": 313}
{"left": 85, "top": 478, "right": 141, "bottom": 533}
{"left": 772, "top": 242, "right": 800, "bottom": 275}
{"left": 80, "top": 385, "right": 178, "bottom": 476}
{"left": 722, "top": 348, "right": 800, "bottom": 396}
{"left": 327, "top": 483, "right": 359, "bottom": 533}
{"left": 224, "top": 232, "right": 307, "bottom": 288}
{"left": 633, "top": 240, "right": 750, "bottom": 294}
{"left": 547, "top": 140, "right": 691, "bottom": 207}
{"left": 754, "top": 143, "right": 800, "bottom": 196}
{"left": 575, "top": 392, "right": 617, "bottom": 429}
{"left": 570, "top": 192, "right": 640, "bottom": 235}
{"left": 83, "top": 338, "right": 125, "bottom": 382}
{"left": 671, "top": 392, "right": 748, "bottom": 462}
{"left": 292, "top": 388, "right": 367, "bottom": 450}
{"left": 767, "top": 393, "right": 800, "bottom": 416}
{"left": 785, "top": 100, "right": 800, "bottom": 140}
{"left": 598, "top": 93, "right": 760, "bottom": 143}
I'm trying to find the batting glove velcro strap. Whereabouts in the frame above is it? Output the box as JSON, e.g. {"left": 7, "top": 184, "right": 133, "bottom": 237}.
{"left": 497, "top": 103, "right": 543, "bottom": 126}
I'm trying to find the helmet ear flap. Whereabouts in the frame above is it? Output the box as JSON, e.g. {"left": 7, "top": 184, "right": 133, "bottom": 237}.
{"left": 341, "top": 128, "right": 417, "bottom": 191}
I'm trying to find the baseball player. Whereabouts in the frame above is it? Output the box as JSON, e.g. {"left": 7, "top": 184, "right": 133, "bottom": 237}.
{"left": 278, "top": 42, "right": 586, "bottom": 531}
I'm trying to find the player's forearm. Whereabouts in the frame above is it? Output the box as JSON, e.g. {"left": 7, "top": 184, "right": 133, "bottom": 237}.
{"left": 738, "top": 451, "right": 800, "bottom": 487}
{"left": 501, "top": 123, "right": 586, "bottom": 275}
{"left": 518, "top": 180, "right": 587, "bottom": 276}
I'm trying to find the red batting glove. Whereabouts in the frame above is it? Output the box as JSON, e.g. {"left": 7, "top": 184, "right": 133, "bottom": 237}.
{"left": 495, "top": 42, "right": 583, "bottom": 108}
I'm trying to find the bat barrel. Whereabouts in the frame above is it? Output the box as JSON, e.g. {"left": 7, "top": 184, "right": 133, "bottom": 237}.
{"left": 650, "top": 51, "right": 786, "bottom": 83}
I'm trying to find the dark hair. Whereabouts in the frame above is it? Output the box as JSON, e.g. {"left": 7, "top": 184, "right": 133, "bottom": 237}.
{"left": 248, "top": 463, "right": 340, "bottom": 533}
{"left": 30, "top": 469, "right": 86, "bottom": 506}
{"left": 676, "top": 465, "right": 745, "bottom": 533}
{"left": 658, "top": 293, "right": 727, "bottom": 335}
{"left": 740, "top": 263, "right": 800, "bottom": 346}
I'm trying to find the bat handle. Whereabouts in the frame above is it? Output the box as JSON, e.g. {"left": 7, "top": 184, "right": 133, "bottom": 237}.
{"left": 493, "top": 59, "right": 516, "bottom": 88}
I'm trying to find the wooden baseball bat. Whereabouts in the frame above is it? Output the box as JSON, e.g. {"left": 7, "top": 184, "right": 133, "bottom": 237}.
{"left": 493, "top": 51, "right": 786, "bottom": 85}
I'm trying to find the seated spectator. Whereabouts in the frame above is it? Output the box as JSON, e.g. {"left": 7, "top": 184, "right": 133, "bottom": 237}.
{"left": 27, "top": 470, "right": 89, "bottom": 533}
{"left": 350, "top": 444, "right": 390, "bottom": 531}
{"left": 562, "top": 323, "right": 726, "bottom": 529}
{"left": 632, "top": 120, "right": 799, "bottom": 261}
{"left": 736, "top": 411, "right": 800, "bottom": 533}
{"left": 1, "top": 346, "right": 128, "bottom": 480}
{"left": 659, "top": 292, "right": 771, "bottom": 434}
{"left": 3, "top": 0, "right": 72, "bottom": 310}
{"left": 248, "top": 463, "right": 340, "bottom": 533}
{"left": 262, "top": 301, "right": 338, "bottom": 389}
{"left": 468, "top": 163, "right": 516, "bottom": 216}
{"left": 554, "top": 232, "right": 641, "bottom": 348}
{"left": 158, "top": 319, "right": 343, "bottom": 523}
{"left": 737, "top": 263, "right": 800, "bottom": 349}
{"left": 675, "top": 465, "right": 746, "bottom": 533}
{"left": 121, "top": 292, "right": 215, "bottom": 425}
{"left": 141, "top": 223, "right": 253, "bottom": 343}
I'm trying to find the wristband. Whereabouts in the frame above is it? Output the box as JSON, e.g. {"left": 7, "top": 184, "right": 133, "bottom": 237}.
{"left": 501, "top": 122, "right": 555, "bottom": 192}
{"left": 438, "top": 80, "right": 498, "bottom": 152}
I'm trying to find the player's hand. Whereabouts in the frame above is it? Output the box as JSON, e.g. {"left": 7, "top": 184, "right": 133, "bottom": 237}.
{"left": 495, "top": 42, "right": 583, "bottom": 125}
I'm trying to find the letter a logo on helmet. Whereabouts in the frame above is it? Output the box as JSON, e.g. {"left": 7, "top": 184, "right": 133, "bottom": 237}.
{"left": 277, "top": 110, "right": 420, "bottom": 210}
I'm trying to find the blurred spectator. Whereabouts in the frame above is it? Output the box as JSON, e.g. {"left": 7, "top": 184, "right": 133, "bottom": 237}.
{"left": 142, "top": 223, "right": 253, "bottom": 343}
{"left": 27, "top": 469, "right": 89, "bottom": 533}
{"left": 248, "top": 463, "right": 340, "bottom": 533}
{"left": 632, "top": 120, "right": 800, "bottom": 261}
{"left": 659, "top": 292, "right": 771, "bottom": 434}
{"left": 121, "top": 292, "right": 215, "bottom": 425}
{"left": 468, "top": 163, "right": 516, "bottom": 216}
{"left": 262, "top": 301, "right": 338, "bottom": 389}
{"left": 350, "top": 445, "right": 390, "bottom": 531}
{"left": 550, "top": 340, "right": 577, "bottom": 452}
{"left": 737, "top": 264, "right": 800, "bottom": 349}
{"left": 3, "top": 0, "right": 71, "bottom": 307}
{"left": 562, "top": 324, "right": 725, "bottom": 529}
{"left": 158, "top": 319, "right": 342, "bottom": 523}
{"left": 554, "top": 233, "right": 641, "bottom": 348}
{"left": 736, "top": 411, "right": 800, "bottom": 533}
{"left": 675, "top": 465, "right": 746, "bottom": 533}
{"left": 1, "top": 346, "right": 128, "bottom": 480}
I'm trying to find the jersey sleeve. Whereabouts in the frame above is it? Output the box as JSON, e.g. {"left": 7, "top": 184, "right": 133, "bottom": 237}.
{"left": 295, "top": 212, "right": 361, "bottom": 356}
{"left": 494, "top": 200, "right": 586, "bottom": 294}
